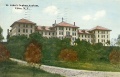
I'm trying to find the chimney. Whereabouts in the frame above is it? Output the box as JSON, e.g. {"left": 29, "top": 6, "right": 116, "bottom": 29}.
{"left": 74, "top": 22, "right": 75, "bottom": 26}
{"left": 62, "top": 17, "right": 63, "bottom": 22}
{"left": 53, "top": 20, "right": 56, "bottom": 27}
{"left": 55, "top": 20, "right": 56, "bottom": 24}
{"left": 7, "top": 29, "right": 9, "bottom": 35}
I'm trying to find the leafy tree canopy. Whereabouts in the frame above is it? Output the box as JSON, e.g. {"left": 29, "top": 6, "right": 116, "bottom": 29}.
{"left": 60, "top": 38, "right": 71, "bottom": 48}
{"left": 0, "top": 26, "right": 4, "bottom": 42}
{"left": 116, "top": 34, "right": 120, "bottom": 46}
{"left": 7, "top": 35, "right": 28, "bottom": 43}
{"left": 24, "top": 40, "right": 42, "bottom": 63}
{"left": 29, "top": 32, "right": 44, "bottom": 45}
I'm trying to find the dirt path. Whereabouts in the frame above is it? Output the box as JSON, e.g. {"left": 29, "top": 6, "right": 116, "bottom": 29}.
{"left": 10, "top": 58, "right": 120, "bottom": 77}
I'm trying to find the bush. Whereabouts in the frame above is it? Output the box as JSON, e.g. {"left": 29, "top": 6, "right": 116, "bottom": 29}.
{"left": 0, "top": 43, "right": 10, "bottom": 62}
{"left": 6, "top": 35, "right": 28, "bottom": 59}
{"left": 59, "top": 48, "right": 78, "bottom": 62}
{"left": 109, "top": 49, "right": 120, "bottom": 64}
{"left": 24, "top": 40, "right": 42, "bottom": 63}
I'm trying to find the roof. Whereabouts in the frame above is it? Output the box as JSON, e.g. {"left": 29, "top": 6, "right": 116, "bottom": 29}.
{"left": 55, "top": 21, "right": 79, "bottom": 28}
{"left": 78, "top": 29, "right": 91, "bottom": 34}
{"left": 36, "top": 26, "right": 55, "bottom": 31}
{"left": 90, "top": 26, "right": 111, "bottom": 31}
{"left": 10, "top": 18, "right": 36, "bottom": 27}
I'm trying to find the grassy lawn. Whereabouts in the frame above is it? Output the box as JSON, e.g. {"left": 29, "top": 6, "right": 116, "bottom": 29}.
{"left": 0, "top": 60, "right": 64, "bottom": 77}
{"left": 42, "top": 60, "right": 120, "bottom": 72}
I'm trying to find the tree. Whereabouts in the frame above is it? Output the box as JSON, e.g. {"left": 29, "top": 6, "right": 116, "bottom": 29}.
{"left": 109, "top": 49, "right": 120, "bottom": 64}
{"left": 116, "top": 34, "right": 120, "bottom": 46}
{"left": 0, "top": 43, "right": 10, "bottom": 77}
{"left": 7, "top": 35, "right": 28, "bottom": 43}
{"left": 0, "top": 26, "right": 4, "bottom": 42}
{"left": 24, "top": 40, "right": 42, "bottom": 63}
{"left": 106, "top": 40, "right": 110, "bottom": 46}
{"left": 42, "top": 37, "right": 61, "bottom": 61}
{"left": 59, "top": 48, "right": 78, "bottom": 62}
{"left": 24, "top": 40, "right": 42, "bottom": 77}
{"left": 6, "top": 35, "right": 28, "bottom": 59}
{"left": 60, "top": 38, "right": 71, "bottom": 48}
{"left": 94, "top": 43, "right": 103, "bottom": 50}
{"left": 0, "top": 43, "right": 10, "bottom": 62}
{"left": 29, "top": 32, "right": 44, "bottom": 45}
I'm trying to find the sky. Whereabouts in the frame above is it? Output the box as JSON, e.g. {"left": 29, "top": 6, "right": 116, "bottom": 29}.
{"left": 0, "top": 0, "right": 120, "bottom": 41}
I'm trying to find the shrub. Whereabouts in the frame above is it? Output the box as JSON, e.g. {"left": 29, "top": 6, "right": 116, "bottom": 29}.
{"left": 59, "top": 48, "right": 78, "bottom": 62}
{"left": 24, "top": 41, "right": 42, "bottom": 63}
{"left": 6, "top": 35, "right": 28, "bottom": 60}
{"left": 0, "top": 43, "right": 10, "bottom": 62}
{"left": 109, "top": 49, "right": 120, "bottom": 64}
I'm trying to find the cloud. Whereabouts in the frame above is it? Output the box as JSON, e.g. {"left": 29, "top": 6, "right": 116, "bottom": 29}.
{"left": 94, "top": 10, "right": 106, "bottom": 20}
{"left": 82, "top": 15, "right": 92, "bottom": 21}
{"left": 43, "top": 5, "right": 59, "bottom": 15}
{"left": 82, "top": 10, "right": 106, "bottom": 21}
{"left": 12, "top": 6, "right": 24, "bottom": 13}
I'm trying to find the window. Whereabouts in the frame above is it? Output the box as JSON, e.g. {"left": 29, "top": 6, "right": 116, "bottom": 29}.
{"left": 26, "top": 25, "right": 28, "bottom": 28}
{"left": 82, "top": 35, "right": 83, "bottom": 37}
{"left": 18, "top": 29, "right": 20, "bottom": 32}
{"left": 49, "top": 32, "right": 50, "bottom": 35}
{"left": 72, "top": 28, "right": 74, "bottom": 31}
{"left": 88, "top": 35, "right": 89, "bottom": 38}
{"left": 45, "top": 32, "right": 47, "bottom": 35}
{"left": 59, "top": 31, "right": 63, "bottom": 35}
{"left": 62, "top": 32, "right": 63, "bottom": 35}
{"left": 66, "top": 32, "right": 70, "bottom": 35}
{"left": 61, "top": 37, "right": 63, "bottom": 40}
{"left": 26, "top": 29, "right": 28, "bottom": 33}
{"left": 23, "top": 29, "right": 25, "bottom": 33}
{"left": 72, "top": 33, "right": 74, "bottom": 36}
{"left": 59, "top": 27, "right": 63, "bottom": 30}
{"left": 72, "top": 38, "right": 74, "bottom": 41}
{"left": 98, "top": 35, "right": 99, "bottom": 37}
{"left": 31, "top": 30, "right": 32, "bottom": 33}
{"left": 23, "top": 24, "right": 25, "bottom": 27}
{"left": 75, "top": 28, "right": 76, "bottom": 31}
{"left": 18, "top": 24, "right": 20, "bottom": 27}
{"left": 31, "top": 25, "right": 32, "bottom": 28}
{"left": 52, "top": 33, "right": 54, "bottom": 35}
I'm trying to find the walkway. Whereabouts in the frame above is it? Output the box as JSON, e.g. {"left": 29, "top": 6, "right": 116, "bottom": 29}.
{"left": 10, "top": 58, "right": 120, "bottom": 77}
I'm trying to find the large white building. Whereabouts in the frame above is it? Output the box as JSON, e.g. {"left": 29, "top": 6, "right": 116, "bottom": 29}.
{"left": 9, "top": 19, "right": 36, "bottom": 37}
{"left": 9, "top": 18, "right": 111, "bottom": 46}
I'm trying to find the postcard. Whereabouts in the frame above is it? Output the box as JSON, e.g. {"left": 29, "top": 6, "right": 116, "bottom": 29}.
{"left": 0, "top": 0, "right": 120, "bottom": 77}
